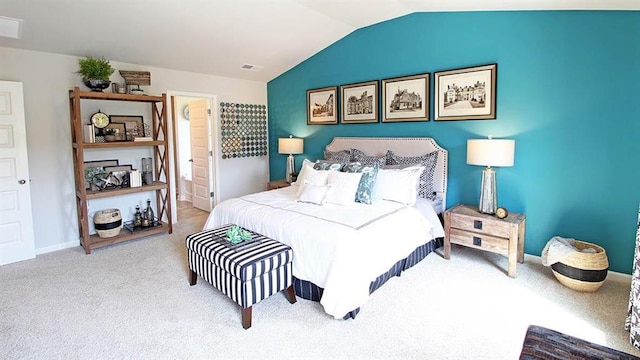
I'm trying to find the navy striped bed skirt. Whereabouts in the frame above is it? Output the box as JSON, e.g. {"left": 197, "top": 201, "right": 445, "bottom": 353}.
{"left": 294, "top": 237, "right": 444, "bottom": 319}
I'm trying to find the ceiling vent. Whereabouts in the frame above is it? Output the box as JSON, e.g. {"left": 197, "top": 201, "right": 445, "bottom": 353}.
{"left": 0, "top": 16, "right": 23, "bottom": 39}
{"left": 241, "top": 64, "right": 264, "bottom": 72}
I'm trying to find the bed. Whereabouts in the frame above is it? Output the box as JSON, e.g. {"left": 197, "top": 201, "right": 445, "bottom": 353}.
{"left": 204, "top": 137, "right": 448, "bottom": 319}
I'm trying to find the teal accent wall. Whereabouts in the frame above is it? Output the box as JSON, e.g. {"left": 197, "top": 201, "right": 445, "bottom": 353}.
{"left": 267, "top": 11, "right": 640, "bottom": 273}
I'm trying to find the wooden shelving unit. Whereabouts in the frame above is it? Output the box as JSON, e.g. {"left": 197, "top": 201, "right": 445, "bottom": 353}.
{"left": 69, "top": 87, "right": 173, "bottom": 254}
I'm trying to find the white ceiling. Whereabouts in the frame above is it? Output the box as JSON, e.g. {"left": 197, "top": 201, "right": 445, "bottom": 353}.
{"left": 0, "top": 0, "right": 637, "bottom": 82}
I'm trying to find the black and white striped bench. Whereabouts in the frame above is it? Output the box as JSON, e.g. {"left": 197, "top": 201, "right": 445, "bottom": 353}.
{"left": 185, "top": 225, "right": 296, "bottom": 329}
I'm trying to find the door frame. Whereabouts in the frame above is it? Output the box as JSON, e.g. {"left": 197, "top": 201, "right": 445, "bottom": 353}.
{"left": 166, "top": 90, "right": 219, "bottom": 223}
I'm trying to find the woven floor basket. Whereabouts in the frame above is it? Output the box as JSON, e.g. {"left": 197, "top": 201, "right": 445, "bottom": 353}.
{"left": 94, "top": 208, "right": 122, "bottom": 238}
{"left": 551, "top": 240, "right": 609, "bottom": 292}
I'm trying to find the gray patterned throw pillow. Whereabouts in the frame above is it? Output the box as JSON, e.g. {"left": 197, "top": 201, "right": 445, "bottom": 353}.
{"left": 351, "top": 148, "right": 386, "bottom": 167}
{"left": 324, "top": 149, "right": 351, "bottom": 163}
{"left": 386, "top": 150, "right": 439, "bottom": 200}
{"left": 342, "top": 162, "right": 379, "bottom": 204}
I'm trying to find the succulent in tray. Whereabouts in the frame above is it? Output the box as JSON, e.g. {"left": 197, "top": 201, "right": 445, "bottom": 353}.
{"left": 226, "top": 225, "right": 252, "bottom": 244}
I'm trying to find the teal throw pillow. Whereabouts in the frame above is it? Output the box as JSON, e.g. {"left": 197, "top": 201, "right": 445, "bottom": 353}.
{"left": 343, "top": 162, "right": 379, "bottom": 204}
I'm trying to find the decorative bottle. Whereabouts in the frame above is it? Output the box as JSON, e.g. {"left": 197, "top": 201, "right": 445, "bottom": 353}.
{"left": 133, "top": 205, "right": 142, "bottom": 228}
{"left": 145, "top": 199, "right": 155, "bottom": 226}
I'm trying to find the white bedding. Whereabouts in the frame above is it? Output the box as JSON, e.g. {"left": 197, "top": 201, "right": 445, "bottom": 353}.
{"left": 204, "top": 186, "right": 444, "bottom": 319}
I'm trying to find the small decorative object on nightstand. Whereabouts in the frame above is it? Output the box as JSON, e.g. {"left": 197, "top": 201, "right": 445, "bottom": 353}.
{"left": 267, "top": 179, "right": 290, "bottom": 190}
{"left": 444, "top": 204, "right": 525, "bottom": 277}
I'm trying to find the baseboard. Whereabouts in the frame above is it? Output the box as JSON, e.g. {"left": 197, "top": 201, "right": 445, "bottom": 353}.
{"left": 35, "top": 240, "right": 79, "bottom": 255}
{"left": 525, "top": 253, "right": 631, "bottom": 282}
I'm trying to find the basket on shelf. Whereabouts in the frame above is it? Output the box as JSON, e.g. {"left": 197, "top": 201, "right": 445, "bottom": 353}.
{"left": 94, "top": 208, "right": 122, "bottom": 238}
{"left": 551, "top": 240, "right": 609, "bottom": 292}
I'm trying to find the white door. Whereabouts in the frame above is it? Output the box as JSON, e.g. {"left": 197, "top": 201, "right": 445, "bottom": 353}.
{"left": 0, "top": 81, "right": 35, "bottom": 265}
{"left": 189, "top": 99, "right": 213, "bottom": 212}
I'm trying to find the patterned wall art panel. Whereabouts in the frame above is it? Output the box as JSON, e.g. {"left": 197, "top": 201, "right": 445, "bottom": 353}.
{"left": 219, "top": 102, "right": 268, "bottom": 159}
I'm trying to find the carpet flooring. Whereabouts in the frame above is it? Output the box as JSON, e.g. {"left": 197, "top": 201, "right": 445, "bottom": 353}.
{"left": 1, "top": 208, "right": 638, "bottom": 359}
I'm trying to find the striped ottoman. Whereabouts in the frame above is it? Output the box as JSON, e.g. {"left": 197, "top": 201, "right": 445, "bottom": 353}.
{"left": 185, "top": 225, "right": 296, "bottom": 329}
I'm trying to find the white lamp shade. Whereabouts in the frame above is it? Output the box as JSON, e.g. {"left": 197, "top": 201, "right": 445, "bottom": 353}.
{"left": 467, "top": 139, "right": 515, "bottom": 167}
{"left": 278, "top": 137, "right": 304, "bottom": 154}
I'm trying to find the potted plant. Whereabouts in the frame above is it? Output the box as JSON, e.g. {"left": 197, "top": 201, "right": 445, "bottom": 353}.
{"left": 76, "top": 56, "right": 115, "bottom": 92}
{"left": 103, "top": 128, "right": 117, "bottom": 142}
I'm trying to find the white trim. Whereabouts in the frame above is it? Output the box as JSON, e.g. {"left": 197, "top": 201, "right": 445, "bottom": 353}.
{"left": 35, "top": 240, "right": 79, "bottom": 255}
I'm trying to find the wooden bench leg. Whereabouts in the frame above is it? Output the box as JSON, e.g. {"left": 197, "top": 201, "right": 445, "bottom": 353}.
{"left": 283, "top": 285, "right": 297, "bottom": 304}
{"left": 241, "top": 306, "right": 252, "bottom": 329}
{"left": 189, "top": 270, "right": 197, "bottom": 286}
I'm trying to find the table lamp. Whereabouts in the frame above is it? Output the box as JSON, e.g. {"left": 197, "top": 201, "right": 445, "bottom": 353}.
{"left": 278, "top": 135, "right": 304, "bottom": 183}
{"left": 467, "top": 136, "right": 515, "bottom": 214}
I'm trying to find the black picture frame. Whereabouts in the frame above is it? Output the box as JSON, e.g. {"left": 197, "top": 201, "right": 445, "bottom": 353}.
{"left": 83, "top": 159, "right": 119, "bottom": 189}
{"left": 382, "top": 73, "right": 429, "bottom": 122}
{"left": 307, "top": 86, "right": 338, "bottom": 125}
{"left": 434, "top": 63, "right": 497, "bottom": 121}
{"left": 340, "top": 80, "right": 379, "bottom": 124}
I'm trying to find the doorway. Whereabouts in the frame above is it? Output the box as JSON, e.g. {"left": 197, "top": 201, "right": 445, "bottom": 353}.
{"left": 168, "top": 91, "right": 219, "bottom": 222}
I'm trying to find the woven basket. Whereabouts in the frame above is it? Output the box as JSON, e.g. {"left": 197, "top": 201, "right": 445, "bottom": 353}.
{"left": 551, "top": 240, "right": 608, "bottom": 292}
{"left": 94, "top": 208, "right": 122, "bottom": 238}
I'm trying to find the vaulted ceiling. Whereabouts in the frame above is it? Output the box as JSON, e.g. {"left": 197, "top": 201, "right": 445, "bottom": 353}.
{"left": 0, "top": 0, "right": 637, "bottom": 82}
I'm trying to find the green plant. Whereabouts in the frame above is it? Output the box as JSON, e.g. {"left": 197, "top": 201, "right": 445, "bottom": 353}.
{"left": 104, "top": 128, "right": 117, "bottom": 135}
{"left": 76, "top": 56, "right": 115, "bottom": 81}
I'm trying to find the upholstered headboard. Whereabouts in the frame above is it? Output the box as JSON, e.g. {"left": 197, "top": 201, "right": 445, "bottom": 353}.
{"left": 325, "top": 137, "right": 448, "bottom": 213}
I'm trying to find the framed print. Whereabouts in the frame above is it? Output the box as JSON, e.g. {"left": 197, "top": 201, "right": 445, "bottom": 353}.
{"left": 307, "top": 86, "right": 338, "bottom": 125}
{"left": 340, "top": 80, "right": 379, "bottom": 124}
{"left": 110, "top": 115, "right": 145, "bottom": 140}
{"left": 104, "top": 165, "right": 134, "bottom": 185}
{"left": 434, "top": 63, "right": 497, "bottom": 121}
{"left": 382, "top": 73, "right": 429, "bottom": 122}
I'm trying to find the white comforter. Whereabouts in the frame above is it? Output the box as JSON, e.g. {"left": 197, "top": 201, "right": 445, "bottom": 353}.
{"left": 204, "top": 186, "right": 444, "bottom": 319}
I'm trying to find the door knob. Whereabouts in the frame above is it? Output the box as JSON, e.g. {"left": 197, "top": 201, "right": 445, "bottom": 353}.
{"left": 188, "top": 159, "right": 193, "bottom": 162}
{"left": 18, "top": 179, "right": 26, "bottom": 184}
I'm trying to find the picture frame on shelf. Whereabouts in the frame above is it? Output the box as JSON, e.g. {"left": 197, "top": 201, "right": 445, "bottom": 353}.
{"left": 307, "top": 86, "right": 338, "bottom": 125}
{"left": 109, "top": 115, "right": 144, "bottom": 140}
{"left": 434, "top": 63, "right": 497, "bottom": 121}
{"left": 340, "top": 80, "right": 379, "bottom": 124}
{"left": 104, "top": 122, "right": 127, "bottom": 141}
{"left": 104, "top": 165, "right": 134, "bottom": 186}
{"left": 382, "top": 73, "right": 429, "bottom": 123}
{"left": 83, "top": 159, "right": 119, "bottom": 189}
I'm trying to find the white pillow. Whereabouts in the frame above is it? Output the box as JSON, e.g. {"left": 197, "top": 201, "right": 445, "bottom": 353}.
{"left": 324, "top": 171, "right": 363, "bottom": 206}
{"left": 297, "top": 182, "right": 331, "bottom": 205}
{"left": 372, "top": 165, "right": 424, "bottom": 206}
{"left": 295, "top": 166, "right": 330, "bottom": 197}
{"left": 293, "top": 159, "right": 314, "bottom": 187}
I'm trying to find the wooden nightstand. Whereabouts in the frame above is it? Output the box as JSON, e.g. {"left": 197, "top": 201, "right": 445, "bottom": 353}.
{"left": 444, "top": 204, "right": 526, "bottom": 277}
{"left": 267, "top": 179, "right": 290, "bottom": 190}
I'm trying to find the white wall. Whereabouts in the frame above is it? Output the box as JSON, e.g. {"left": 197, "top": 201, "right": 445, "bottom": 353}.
{"left": 0, "top": 46, "right": 269, "bottom": 254}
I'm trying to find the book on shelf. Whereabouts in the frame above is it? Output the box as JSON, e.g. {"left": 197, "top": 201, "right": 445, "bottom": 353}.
{"left": 82, "top": 124, "right": 95, "bottom": 143}
{"left": 133, "top": 137, "right": 153, "bottom": 142}
{"left": 130, "top": 170, "right": 142, "bottom": 187}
